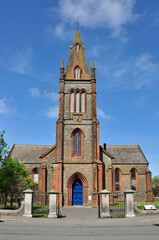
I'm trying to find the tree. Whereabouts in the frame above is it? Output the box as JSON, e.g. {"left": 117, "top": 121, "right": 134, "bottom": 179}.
{"left": 152, "top": 175, "right": 159, "bottom": 197}
{"left": 0, "top": 131, "right": 35, "bottom": 207}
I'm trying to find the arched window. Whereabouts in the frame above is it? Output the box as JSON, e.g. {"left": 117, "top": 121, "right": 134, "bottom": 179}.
{"left": 76, "top": 91, "right": 80, "bottom": 112}
{"left": 69, "top": 89, "right": 86, "bottom": 113}
{"left": 75, "top": 66, "right": 81, "bottom": 79}
{"left": 76, "top": 43, "right": 79, "bottom": 52}
{"left": 130, "top": 168, "right": 138, "bottom": 191}
{"left": 71, "top": 129, "right": 84, "bottom": 158}
{"left": 33, "top": 168, "right": 39, "bottom": 184}
{"left": 32, "top": 168, "right": 39, "bottom": 191}
{"left": 81, "top": 91, "right": 85, "bottom": 112}
{"left": 70, "top": 91, "right": 74, "bottom": 112}
{"left": 115, "top": 168, "right": 121, "bottom": 192}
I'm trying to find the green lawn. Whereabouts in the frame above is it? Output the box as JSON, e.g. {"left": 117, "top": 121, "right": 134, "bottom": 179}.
{"left": 137, "top": 202, "right": 159, "bottom": 210}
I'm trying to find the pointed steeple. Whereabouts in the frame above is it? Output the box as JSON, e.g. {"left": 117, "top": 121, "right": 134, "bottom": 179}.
{"left": 60, "top": 59, "right": 64, "bottom": 69}
{"left": 60, "top": 59, "right": 64, "bottom": 78}
{"left": 91, "top": 59, "right": 95, "bottom": 78}
{"left": 91, "top": 59, "right": 95, "bottom": 69}
{"left": 73, "top": 28, "right": 82, "bottom": 45}
{"left": 65, "top": 29, "right": 91, "bottom": 80}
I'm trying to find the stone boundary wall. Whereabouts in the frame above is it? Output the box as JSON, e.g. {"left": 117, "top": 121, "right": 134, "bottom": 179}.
{"left": 154, "top": 197, "right": 159, "bottom": 202}
{"left": 134, "top": 203, "right": 159, "bottom": 214}
{"left": 0, "top": 201, "right": 24, "bottom": 215}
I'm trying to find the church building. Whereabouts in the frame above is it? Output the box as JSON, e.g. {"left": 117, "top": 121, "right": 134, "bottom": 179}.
{"left": 11, "top": 29, "right": 153, "bottom": 206}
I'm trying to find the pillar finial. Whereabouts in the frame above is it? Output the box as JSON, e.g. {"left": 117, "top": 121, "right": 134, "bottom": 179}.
{"left": 60, "top": 59, "right": 64, "bottom": 69}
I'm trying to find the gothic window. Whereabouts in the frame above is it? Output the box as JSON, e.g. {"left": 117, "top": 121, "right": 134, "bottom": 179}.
{"left": 76, "top": 43, "right": 79, "bottom": 51}
{"left": 33, "top": 168, "right": 39, "bottom": 184}
{"left": 75, "top": 66, "right": 81, "bottom": 79}
{"left": 32, "top": 168, "right": 39, "bottom": 191}
{"left": 81, "top": 91, "right": 85, "bottom": 112}
{"left": 130, "top": 168, "right": 138, "bottom": 191}
{"left": 76, "top": 91, "right": 80, "bottom": 112}
{"left": 115, "top": 168, "right": 121, "bottom": 192}
{"left": 70, "top": 89, "right": 86, "bottom": 113}
{"left": 71, "top": 129, "right": 84, "bottom": 158}
{"left": 70, "top": 91, "right": 74, "bottom": 112}
{"left": 74, "top": 132, "right": 81, "bottom": 156}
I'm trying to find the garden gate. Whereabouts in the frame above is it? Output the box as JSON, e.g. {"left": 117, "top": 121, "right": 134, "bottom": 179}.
{"left": 32, "top": 192, "right": 49, "bottom": 217}
{"left": 109, "top": 194, "right": 125, "bottom": 218}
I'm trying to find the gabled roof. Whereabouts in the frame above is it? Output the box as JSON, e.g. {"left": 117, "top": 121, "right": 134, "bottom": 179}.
{"left": 102, "top": 145, "right": 149, "bottom": 164}
{"left": 40, "top": 145, "right": 56, "bottom": 158}
{"left": 10, "top": 144, "right": 53, "bottom": 164}
{"left": 65, "top": 29, "right": 91, "bottom": 80}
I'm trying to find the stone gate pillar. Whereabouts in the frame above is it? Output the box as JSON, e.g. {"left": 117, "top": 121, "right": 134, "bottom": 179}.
{"left": 124, "top": 190, "right": 135, "bottom": 217}
{"left": 48, "top": 189, "right": 58, "bottom": 218}
{"left": 23, "top": 189, "right": 33, "bottom": 217}
{"left": 100, "top": 189, "right": 110, "bottom": 218}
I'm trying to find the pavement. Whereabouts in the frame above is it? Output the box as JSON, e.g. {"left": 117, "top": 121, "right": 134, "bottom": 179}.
{"left": 0, "top": 207, "right": 159, "bottom": 239}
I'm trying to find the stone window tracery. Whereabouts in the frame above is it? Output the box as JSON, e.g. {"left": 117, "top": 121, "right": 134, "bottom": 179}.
{"left": 71, "top": 128, "right": 84, "bottom": 158}
{"left": 70, "top": 89, "right": 86, "bottom": 113}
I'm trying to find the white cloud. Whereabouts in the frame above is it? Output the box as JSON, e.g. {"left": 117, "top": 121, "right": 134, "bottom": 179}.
{"left": 45, "top": 106, "right": 59, "bottom": 118}
{"left": 50, "top": 0, "right": 137, "bottom": 37}
{"left": 133, "top": 53, "right": 159, "bottom": 89}
{"left": 29, "top": 88, "right": 40, "bottom": 98}
{"left": 0, "top": 98, "right": 16, "bottom": 116}
{"left": 0, "top": 48, "right": 33, "bottom": 75}
{"left": 99, "top": 52, "right": 159, "bottom": 90}
{"left": 113, "top": 67, "right": 128, "bottom": 78}
{"left": 97, "top": 107, "right": 114, "bottom": 120}
{"left": 29, "top": 88, "right": 59, "bottom": 101}
{"left": 134, "top": 95, "right": 147, "bottom": 106}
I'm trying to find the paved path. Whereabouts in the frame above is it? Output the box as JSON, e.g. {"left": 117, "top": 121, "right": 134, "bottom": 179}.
{"left": 1, "top": 207, "right": 159, "bottom": 240}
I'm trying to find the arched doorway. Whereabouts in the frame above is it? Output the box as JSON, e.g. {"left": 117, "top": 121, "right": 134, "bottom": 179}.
{"left": 72, "top": 178, "right": 83, "bottom": 206}
{"left": 67, "top": 172, "right": 88, "bottom": 206}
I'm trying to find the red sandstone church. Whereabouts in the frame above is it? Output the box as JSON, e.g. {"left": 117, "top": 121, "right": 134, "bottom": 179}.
{"left": 11, "top": 29, "right": 153, "bottom": 206}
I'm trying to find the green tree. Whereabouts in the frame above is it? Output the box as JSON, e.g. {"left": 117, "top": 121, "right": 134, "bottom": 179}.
{"left": 152, "top": 175, "right": 159, "bottom": 197}
{"left": 0, "top": 131, "right": 35, "bottom": 208}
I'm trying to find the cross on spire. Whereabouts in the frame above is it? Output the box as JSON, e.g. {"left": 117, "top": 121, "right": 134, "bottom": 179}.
{"left": 77, "top": 16, "right": 79, "bottom": 29}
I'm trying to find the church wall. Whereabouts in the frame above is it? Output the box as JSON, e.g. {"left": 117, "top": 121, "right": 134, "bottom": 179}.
{"left": 111, "top": 164, "right": 148, "bottom": 201}
{"left": 102, "top": 154, "right": 112, "bottom": 190}
{"left": 63, "top": 163, "right": 94, "bottom": 206}
{"left": 42, "top": 149, "right": 56, "bottom": 192}
{"left": 24, "top": 163, "right": 42, "bottom": 174}
{"left": 63, "top": 124, "right": 93, "bottom": 162}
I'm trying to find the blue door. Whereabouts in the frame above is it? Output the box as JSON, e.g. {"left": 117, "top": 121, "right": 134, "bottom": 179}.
{"left": 72, "top": 178, "right": 83, "bottom": 206}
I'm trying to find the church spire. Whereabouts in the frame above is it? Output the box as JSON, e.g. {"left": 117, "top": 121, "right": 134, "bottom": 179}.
{"left": 73, "top": 28, "right": 82, "bottom": 45}
{"left": 65, "top": 29, "right": 91, "bottom": 80}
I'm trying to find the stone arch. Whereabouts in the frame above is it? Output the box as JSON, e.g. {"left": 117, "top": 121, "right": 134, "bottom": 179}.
{"left": 67, "top": 172, "right": 89, "bottom": 206}
{"left": 130, "top": 168, "right": 138, "bottom": 192}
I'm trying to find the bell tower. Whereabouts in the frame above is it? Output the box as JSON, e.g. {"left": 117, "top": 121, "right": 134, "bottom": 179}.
{"left": 54, "top": 28, "right": 102, "bottom": 206}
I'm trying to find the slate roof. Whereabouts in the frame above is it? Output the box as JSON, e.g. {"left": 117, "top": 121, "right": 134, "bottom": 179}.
{"left": 10, "top": 144, "right": 53, "bottom": 164}
{"left": 10, "top": 144, "right": 148, "bottom": 165}
{"left": 104, "top": 145, "right": 148, "bottom": 164}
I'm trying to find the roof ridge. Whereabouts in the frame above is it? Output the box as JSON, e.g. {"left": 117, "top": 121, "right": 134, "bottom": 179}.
{"left": 13, "top": 144, "right": 53, "bottom": 147}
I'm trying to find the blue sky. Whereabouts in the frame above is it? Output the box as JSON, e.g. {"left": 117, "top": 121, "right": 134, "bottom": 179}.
{"left": 0, "top": 0, "right": 159, "bottom": 177}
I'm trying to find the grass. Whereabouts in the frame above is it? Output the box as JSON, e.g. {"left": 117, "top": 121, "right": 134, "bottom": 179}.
{"left": 32, "top": 204, "right": 49, "bottom": 218}
{"left": 137, "top": 202, "right": 159, "bottom": 210}
{"left": 117, "top": 213, "right": 125, "bottom": 218}
{"left": 110, "top": 202, "right": 125, "bottom": 208}
{"left": 0, "top": 202, "right": 19, "bottom": 210}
